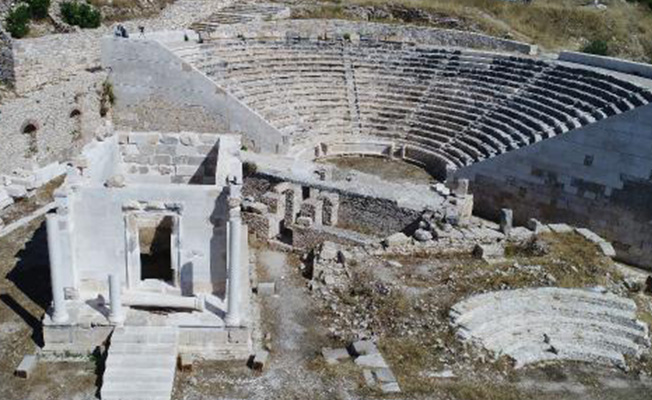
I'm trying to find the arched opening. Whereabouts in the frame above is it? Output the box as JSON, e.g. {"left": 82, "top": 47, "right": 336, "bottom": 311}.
{"left": 69, "top": 109, "right": 82, "bottom": 118}
{"left": 22, "top": 122, "right": 38, "bottom": 135}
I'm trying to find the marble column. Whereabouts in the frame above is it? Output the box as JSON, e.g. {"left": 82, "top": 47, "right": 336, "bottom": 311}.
{"left": 108, "top": 274, "right": 125, "bottom": 325}
{"left": 225, "top": 209, "right": 242, "bottom": 327}
{"left": 46, "top": 214, "right": 69, "bottom": 324}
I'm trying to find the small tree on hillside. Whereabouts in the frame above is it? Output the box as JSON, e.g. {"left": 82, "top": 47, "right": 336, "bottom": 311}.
{"left": 5, "top": 4, "right": 31, "bottom": 38}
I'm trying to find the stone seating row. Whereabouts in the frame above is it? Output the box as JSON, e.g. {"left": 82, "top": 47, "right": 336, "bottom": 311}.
{"left": 450, "top": 288, "right": 649, "bottom": 368}
{"left": 177, "top": 38, "right": 651, "bottom": 168}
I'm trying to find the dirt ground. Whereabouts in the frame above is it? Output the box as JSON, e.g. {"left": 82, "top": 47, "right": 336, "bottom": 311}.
{"left": 0, "top": 219, "right": 98, "bottom": 400}
{"left": 172, "top": 238, "right": 652, "bottom": 400}
{"left": 320, "top": 156, "right": 437, "bottom": 185}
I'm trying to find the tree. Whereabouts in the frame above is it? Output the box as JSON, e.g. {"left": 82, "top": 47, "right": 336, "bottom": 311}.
{"left": 5, "top": 4, "right": 31, "bottom": 39}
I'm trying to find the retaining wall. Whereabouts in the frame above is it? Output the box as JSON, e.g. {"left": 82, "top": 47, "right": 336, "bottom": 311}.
{"left": 455, "top": 103, "right": 652, "bottom": 269}
{"left": 0, "top": 70, "right": 108, "bottom": 176}
{"left": 101, "top": 36, "right": 288, "bottom": 154}
{"left": 559, "top": 51, "right": 652, "bottom": 80}
{"left": 201, "top": 19, "right": 537, "bottom": 55}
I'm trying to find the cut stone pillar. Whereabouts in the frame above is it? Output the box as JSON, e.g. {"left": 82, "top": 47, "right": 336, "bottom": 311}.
{"left": 108, "top": 274, "right": 125, "bottom": 325}
{"left": 46, "top": 214, "right": 69, "bottom": 324}
{"left": 225, "top": 208, "right": 243, "bottom": 327}
{"left": 500, "top": 208, "right": 513, "bottom": 236}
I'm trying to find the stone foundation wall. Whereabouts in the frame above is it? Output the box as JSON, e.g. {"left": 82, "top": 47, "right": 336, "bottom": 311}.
{"left": 455, "top": 103, "right": 652, "bottom": 270}
{"left": 0, "top": 70, "right": 109, "bottom": 176}
{"left": 337, "top": 194, "right": 421, "bottom": 237}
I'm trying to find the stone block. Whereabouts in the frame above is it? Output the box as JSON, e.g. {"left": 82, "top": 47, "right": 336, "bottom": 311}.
{"left": 383, "top": 232, "right": 410, "bottom": 248}
{"left": 257, "top": 282, "right": 276, "bottom": 296}
{"left": 363, "top": 369, "right": 375, "bottom": 386}
{"left": 175, "top": 165, "right": 202, "bottom": 177}
{"left": 472, "top": 243, "right": 505, "bottom": 262}
{"left": 380, "top": 382, "right": 401, "bottom": 393}
{"left": 34, "top": 163, "right": 65, "bottom": 186}
{"left": 121, "top": 144, "right": 140, "bottom": 156}
{"left": 5, "top": 184, "right": 27, "bottom": 199}
{"left": 548, "top": 223, "right": 574, "bottom": 233}
{"left": 321, "top": 348, "right": 350, "bottom": 365}
{"left": 15, "top": 355, "right": 37, "bottom": 378}
{"left": 354, "top": 353, "right": 388, "bottom": 368}
{"left": 598, "top": 241, "right": 616, "bottom": 258}
{"left": 351, "top": 340, "right": 379, "bottom": 356}
{"left": 373, "top": 368, "right": 396, "bottom": 383}
{"left": 129, "top": 132, "right": 159, "bottom": 145}
{"left": 160, "top": 134, "right": 179, "bottom": 145}
{"left": 153, "top": 155, "right": 172, "bottom": 165}
{"left": 0, "top": 188, "right": 13, "bottom": 209}
{"left": 500, "top": 208, "right": 513, "bottom": 235}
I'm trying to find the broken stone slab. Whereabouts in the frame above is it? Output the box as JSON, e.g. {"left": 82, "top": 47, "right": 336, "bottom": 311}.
{"left": 383, "top": 232, "right": 410, "bottom": 247}
{"left": 354, "top": 353, "right": 388, "bottom": 368}
{"left": 380, "top": 382, "right": 401, "bottom": 393}
{"left": 597, "top": 241, "right": 616, "bottom": 258}
{"left": 425, "top": 369, "right": 455, "bottom": 378}
{"left": 319, "top": 241, "right": 339, "bottom": 261}
{"left": 472, "top": 243, "right": 505, "bottom": 263}
{"left": 500, "top": 208, "right": 513, "bottom": 236}
{"left": 547, "top": 223, "right": 574, "bottom": 233}
{"left": 321, "top": 347, "right": 350, "bottom": 365}
{"left": 372, "top": 368, "right": 396, "bottom": 383}
{"left": 104, "top": 174, "right": 126, "bottom": 188}
{"left": 15, "top": 355, "right": 37, "bottom": 378}
{"left": 5, "top": 184, "right": 28, "bottom": 199}
{"left": 0, "top": 188, "right": 13, "bottom": 210}
{"left": 249, "top": 350, "right": 270, "bottom": 371}
{"left": 575, "top": 227, "right": 603, "bottom": 243}
{"left": 509, "top": 226, "right": 534, "bottom": 242}
{"left": 362, "top": 369, "right": 375, "bottom": 387}
{"left": 351, "top": 340, "right": 379, "bottom": 356}
{"left": 257, "top": 282, "right": 276, "bottom": 296}
{"left": 414, "top": 228, "right": 433, "bottom": 242}
{"left": 527, "top": 218, "right": 549, "bottom": 234}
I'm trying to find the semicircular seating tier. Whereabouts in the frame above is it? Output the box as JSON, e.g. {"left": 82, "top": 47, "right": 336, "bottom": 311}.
{"left": 175, "top": 38, "right": 652, "bottom": 176}
{"left": 449, "top": 287, "right": 650, "bottom": 368}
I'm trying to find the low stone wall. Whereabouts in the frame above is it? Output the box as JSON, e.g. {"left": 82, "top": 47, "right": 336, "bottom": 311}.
{"left": 0, "top": 70, "right": 109, "bottom": 176}
{"left": 200, "top": 19, "right": 537, "bottom": 55}
{"left": 559, "top": 51, "right": 652, "bottom": 80}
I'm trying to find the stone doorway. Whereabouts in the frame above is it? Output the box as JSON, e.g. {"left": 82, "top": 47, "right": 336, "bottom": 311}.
{"left": 125, "top": 212, "right": 181, "bottom": 291}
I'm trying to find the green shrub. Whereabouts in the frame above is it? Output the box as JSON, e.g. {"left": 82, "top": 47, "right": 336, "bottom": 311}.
{"left": 5, "top": 4, "right": 31, "bottom": 38}
{"left": 581, "top": 39, "right": 609, "bottom": 56}
{"left": 60, "top": 1, "right": 101, "bottom": 29}
{"left": 27, "top": 0, "right": 51, "bottom": 19}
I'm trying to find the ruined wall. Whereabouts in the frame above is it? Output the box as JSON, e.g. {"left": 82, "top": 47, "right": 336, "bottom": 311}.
{"left": 243, "top": 174, "right": 421, "bottom": 238}
{"left": 203, "top": 19, "right": 537, "bottom": 55}
{"left": 337, "top": 194, "right": 421, "bottom": 237}
{"left": 101, "top": 36, "right": 288, "bottom": 153}
{"left": 455, "top": 103, "right": 652, "bottom": 269}
{"left": 0, "top": 70, "right": 109, "bottom": 176}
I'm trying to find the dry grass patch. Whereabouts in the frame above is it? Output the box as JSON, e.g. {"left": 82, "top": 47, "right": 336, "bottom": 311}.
{"left": 306, "top": 0, "right": 652, "bottom": 61}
